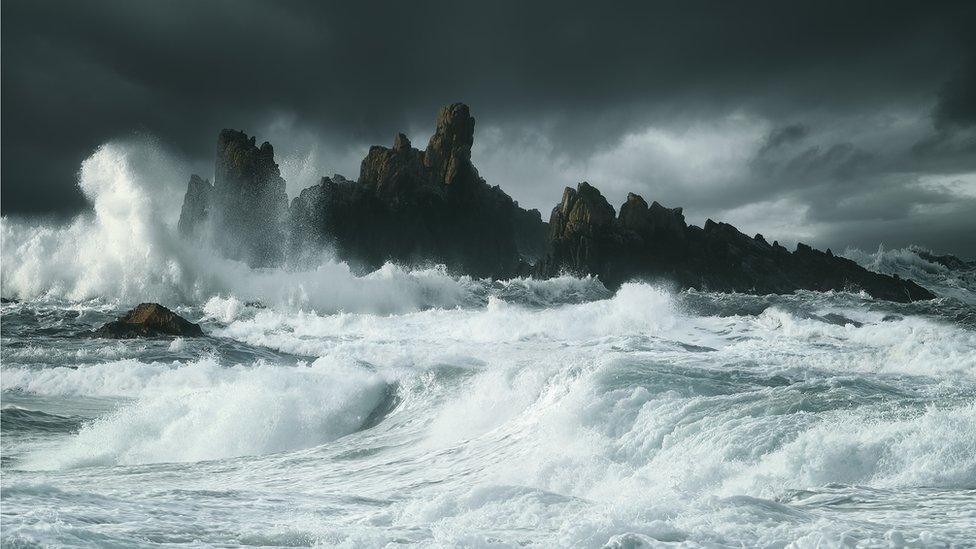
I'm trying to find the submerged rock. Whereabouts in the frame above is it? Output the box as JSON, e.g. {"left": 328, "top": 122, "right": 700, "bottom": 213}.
{"left": 817, "top": 313, "right": 864, "bottom": 328}
{"left": 93, "top": 303, "right": 204, "bottom": 338}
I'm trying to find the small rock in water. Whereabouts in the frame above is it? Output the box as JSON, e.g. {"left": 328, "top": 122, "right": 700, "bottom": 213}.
{"left": 93, "top": 303, "right": 204, "bottom": 338}
{"left": 818, "top": 313, "right": 864, "bottom": 328}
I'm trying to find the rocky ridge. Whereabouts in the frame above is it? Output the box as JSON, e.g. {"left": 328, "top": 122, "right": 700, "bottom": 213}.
{"left": 288, "top": 103, "right": 546, "bottom": 277}
{"left": 535, "top": 182, "right": 935, "bottom": 302}
{"left": 178, "top": 103, "right": 937, "bottom": 303}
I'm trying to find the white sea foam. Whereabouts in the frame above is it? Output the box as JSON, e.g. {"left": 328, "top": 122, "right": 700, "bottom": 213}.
{"left": 844, "top": 244, "right": 976, "bottom": 304}
{"left": 0, "top": 141, "right": 489, "bottom": 313}
{"left": 746, "top": 306, "right": 976, "bottom": 377}
{"left": 721, "top": 403, "right": 976, "bottom": 493}
{"left": 4, "top": 288, "right": 975, "bottom": 545}
{"left": 213, "top": 283, "right": 694, "bottom": 360}
{"left": 17, "top": 358, "right": 390, "bottom": 469}
{"left": 3, "top": 140, "right": 976, "bottom": 547}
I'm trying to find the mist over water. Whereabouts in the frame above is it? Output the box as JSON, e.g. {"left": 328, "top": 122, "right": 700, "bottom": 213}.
{"left": 2, "top": 141, "right": 975, "bottom": 547}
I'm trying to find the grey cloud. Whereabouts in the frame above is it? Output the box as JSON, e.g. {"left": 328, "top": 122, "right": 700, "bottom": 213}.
{"left": 759, "top": 124, "right": 809, "bottom": 155}
{"left": 934, "top": 58, "right": 976, "bottom": 130}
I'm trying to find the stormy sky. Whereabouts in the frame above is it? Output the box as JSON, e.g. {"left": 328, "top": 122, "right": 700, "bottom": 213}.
{"left": 3, "top": 0, "right": 975, "bottom": 256}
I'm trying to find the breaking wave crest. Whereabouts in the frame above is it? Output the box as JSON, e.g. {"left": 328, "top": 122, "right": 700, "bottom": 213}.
{"left": 3, "top": 141, "right": 976, "bottom": 547}
{"left": 844, "top": 244, "right": 976, "bottom": 304}
{"left": 1, "top": 140, "right": 608, "bottom": 314}
{"left": 13, "top": 357, "right": 392, "bottom": 469}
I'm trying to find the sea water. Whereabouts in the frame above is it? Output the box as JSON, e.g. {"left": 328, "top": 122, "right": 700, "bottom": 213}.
{"left": 1, "top": 140, "right": 974, "bottom": 547}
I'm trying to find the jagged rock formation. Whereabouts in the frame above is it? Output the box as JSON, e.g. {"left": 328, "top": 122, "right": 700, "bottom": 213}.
{"left": 177, "top": 174, "right": 211, "bottom": 238}
{"left": 288, "top": 104, "right": 547, "bottom": 277}
{"left": 93, "top": 303, "right": 204, "bottom": 338}
{"left": 536, "top": 182, "right": 935, "bottom": 302}
{"left": 177, "top": 103, "right": 937, "bottom": 303}
{"left": 288, "top": 173, "right": 359, "bottom": 264}
{"left": 177, "top": 130, "right": 289, "bottom": 267}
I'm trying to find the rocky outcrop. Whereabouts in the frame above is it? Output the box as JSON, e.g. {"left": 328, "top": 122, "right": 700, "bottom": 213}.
{"left": 177, "top": 174, "right": 212, "bottom": 238}
{"left": 536, "top": 182, "right": 935, "bottom": 302}
{"left": 540, "top": 183, "right": 624, "bottom": 280}
{"left": 213, "top": 130, "right": 289, "bottom": 267}
{"left": 288, "top": 103, "right": 547, "bottom": 277}
{"left": 93, "top": 303, "right": 204, "bottom": 338}
{"left": 177, "top": 130, "right": 289, "bottom": 267}
{"left": 176, "top": 103, "right": 937, "bottom": 303}
{"left": 288, "top": 174, "right": 361, "bottom": 264}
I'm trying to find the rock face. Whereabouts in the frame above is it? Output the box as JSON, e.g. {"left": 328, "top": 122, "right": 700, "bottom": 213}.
{"left": 536, "top": 182, "right": 935, "bottom": 303}
{"left": 177, "top": 174, "right": 212, "bottom": 238}
{"left": 93, "top": 303, "right": 204, "bottom": 338}
{"left": 288, "top": 103, "right": 547, "bottom": 277}
{"left": 176, "top": 103, "right": 937, "bottom": 303}
{"left": 177, "top": 130, "right": 289, "bottom": 267}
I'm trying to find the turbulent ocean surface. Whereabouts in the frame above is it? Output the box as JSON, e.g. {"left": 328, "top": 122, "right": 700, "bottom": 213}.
{"left": 2, "top": 143, "right": 975, "bottom": 547}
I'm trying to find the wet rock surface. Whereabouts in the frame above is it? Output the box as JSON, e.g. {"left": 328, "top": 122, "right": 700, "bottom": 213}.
{"left": 536, "top": 182, "right": 935, "bottom": 303}
{"left": 288, "top": 103, "right": 547, "bottom": 277}
{"left": 177, "top": 130, "right": 289, "bottom": 267}
{"left": 93, "top": 303, "right": 204, "bottom": 338}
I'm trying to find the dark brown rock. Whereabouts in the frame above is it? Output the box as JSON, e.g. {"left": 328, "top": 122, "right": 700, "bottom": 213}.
{"left": 288, "top": 103, "right": 548, "bottom": 276}
{"left": 175, "top": 103, "right": 937, "bottom": 303}
{"left": 423, "top": 103, "right": 476, "bottom": 187}
{"left": 550, "top": 182, "right": 616, "bottom": 239}
{"left": 93, "top": 303, "right": 204, "bottom": 339}
{"left": 177, "top": 130, "right": 289, "bottom": 267}
{"left": 618, "top": 193, "right": 652, "bottom": 235}
{"left": 536, "top": 182, "right": 936, "bottom": 303}
{"left": 211, "top": 130, "right": 289, "bottom": 267}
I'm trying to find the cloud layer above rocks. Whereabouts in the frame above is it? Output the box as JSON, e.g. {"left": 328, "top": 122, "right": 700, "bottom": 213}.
{"left": 3, "top": 0, "right": 974, "bottom": 255}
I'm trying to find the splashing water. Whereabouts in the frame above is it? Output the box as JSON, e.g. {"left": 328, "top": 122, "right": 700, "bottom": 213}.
{"left": 2, "top": 141, "right": 975, "bottom": 547}
{"left": 844, "top": 244, "right": 976, "bottom": 305}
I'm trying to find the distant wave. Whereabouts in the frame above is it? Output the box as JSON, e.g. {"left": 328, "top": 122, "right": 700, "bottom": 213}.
{"left": 0, "top": 406, "right": 82, "bottom": 434}
{"left": 844, "top": 245, "right": 976, "bottom": 304}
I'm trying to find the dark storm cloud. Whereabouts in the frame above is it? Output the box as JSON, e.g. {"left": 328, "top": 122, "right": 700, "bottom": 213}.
{"left": 2, "top": 0, "right": 975, "bottom": 255}
{"left": 934, "top": 57, "right": 976, "bottom": 129}
{"left": 758, "top": 125, "right": 810, "bottom": 156}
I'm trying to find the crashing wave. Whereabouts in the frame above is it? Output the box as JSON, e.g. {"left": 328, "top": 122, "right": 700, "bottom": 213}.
{"left": 844, "top": 244, "right": 976, "bottom": 304}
